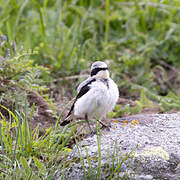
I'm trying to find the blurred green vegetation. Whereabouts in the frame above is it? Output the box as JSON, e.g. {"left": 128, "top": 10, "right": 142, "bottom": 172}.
{"left": 1, "top": 0, "right": 180, "bottom": 97}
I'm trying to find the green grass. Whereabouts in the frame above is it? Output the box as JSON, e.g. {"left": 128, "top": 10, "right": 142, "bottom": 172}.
{"left": 1, "top": 0, "right": 180, "bottom": 70}
{"left": 0, "top": 103, "right": 78, "bottom": 179}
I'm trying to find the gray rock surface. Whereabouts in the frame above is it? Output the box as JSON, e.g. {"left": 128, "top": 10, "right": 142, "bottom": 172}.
{"left": 58, "top": 114, "right": 180, "bottom": 180}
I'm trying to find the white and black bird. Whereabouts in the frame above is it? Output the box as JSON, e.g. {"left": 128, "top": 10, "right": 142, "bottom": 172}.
{"left": 61, "top": 61, "right": 119, "bottom": 130}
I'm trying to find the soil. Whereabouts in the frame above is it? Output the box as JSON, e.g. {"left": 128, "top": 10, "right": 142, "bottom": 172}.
{"left": 27, "top": 90, "right": 57, "bottom": 134}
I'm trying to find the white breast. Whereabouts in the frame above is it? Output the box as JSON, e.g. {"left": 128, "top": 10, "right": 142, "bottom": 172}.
{"left": 106, "top": 79, "right": 119, "bottom": 113}
{"left": 74, "top": 78, "right": 119, "bottom": 119}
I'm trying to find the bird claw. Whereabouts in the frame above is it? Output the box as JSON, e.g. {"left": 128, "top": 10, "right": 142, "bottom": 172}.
{"left": 101, "top": 123, "right": 111, "bottom": 131}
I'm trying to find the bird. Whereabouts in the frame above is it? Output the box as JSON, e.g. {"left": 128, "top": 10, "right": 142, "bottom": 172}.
{"left": 60, "top": 61, "right": 119, "bottom": 131}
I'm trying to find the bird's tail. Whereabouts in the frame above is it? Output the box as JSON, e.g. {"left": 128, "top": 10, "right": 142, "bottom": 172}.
{"left": 60, "top": 103, "right": 74, "bottom": 126}
{"left": 60, "top": 114, "right": 72, "bottom": 126}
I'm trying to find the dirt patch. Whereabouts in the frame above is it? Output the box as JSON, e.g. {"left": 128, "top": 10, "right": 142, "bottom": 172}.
{"left": 27, "top": 91, "right": 57, "bottom": 134}
{"left": 0, "top": 90, "right": 57, "bottom": 135}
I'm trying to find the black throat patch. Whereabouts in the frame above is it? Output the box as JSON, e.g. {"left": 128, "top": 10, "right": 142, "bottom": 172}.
{"left": 91, "top": 67, "right": 108, "bottom": 76}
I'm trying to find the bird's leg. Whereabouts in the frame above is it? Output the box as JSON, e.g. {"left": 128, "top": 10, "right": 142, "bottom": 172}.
{"left": 99, "top": 117, "right": 111, "bottom": 130}
{"left": 100, "top": 121, "right": 108, "bottom": 128}
{"left": 85, "top": 114, "right": 93, "bottom": 133}
{"left": 99, "top": 121, "right": 110, "bottom": 130}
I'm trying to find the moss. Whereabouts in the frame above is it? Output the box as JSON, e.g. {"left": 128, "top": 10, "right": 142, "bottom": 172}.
{"left": 134, "top": 146, "right": 169, "bottom": 161}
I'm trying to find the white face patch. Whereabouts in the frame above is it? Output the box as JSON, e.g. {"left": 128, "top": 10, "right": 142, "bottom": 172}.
{"left": 95, "top": 70, "right": 109, "bottom": 79}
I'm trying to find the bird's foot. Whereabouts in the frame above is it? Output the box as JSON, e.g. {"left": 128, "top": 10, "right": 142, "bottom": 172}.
{"left": 100, "top": 122, "right": 111, "bottom": 131}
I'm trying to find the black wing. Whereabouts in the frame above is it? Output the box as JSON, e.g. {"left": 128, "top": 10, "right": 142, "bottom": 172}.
{"left": 60, "top": 78, "right": 96, "bottom": 126}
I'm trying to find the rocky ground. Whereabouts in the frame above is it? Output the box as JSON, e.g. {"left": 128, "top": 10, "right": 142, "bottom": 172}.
{"left": 57, "top": 113, "right": 180, "bottom": 180}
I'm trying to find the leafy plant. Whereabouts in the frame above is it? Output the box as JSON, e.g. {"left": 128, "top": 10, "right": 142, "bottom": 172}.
{"left": 1, "top": 0, "right": 180, "bottom": 101}
{"left": 0, "top": 36, "right": 53, "bottom": 114}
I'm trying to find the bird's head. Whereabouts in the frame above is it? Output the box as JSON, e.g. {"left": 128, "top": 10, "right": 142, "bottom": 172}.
{"left": 90, "top": 61, "right": 109, "bottom": 79}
